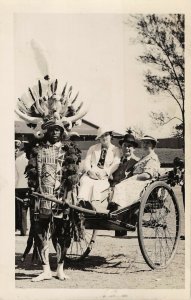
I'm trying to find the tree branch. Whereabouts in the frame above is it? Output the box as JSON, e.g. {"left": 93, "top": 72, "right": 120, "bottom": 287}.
{"left": 162, "top": 116, "right": 182, "bottom": 125}
{"left": 166, "top": 88, "right": 183, "bottom": 115}
{"left": 139, "top": 16, "right": 184, "bottom": 103}
{"left": 161, "top": 47, "right": 184, "bottom": 102}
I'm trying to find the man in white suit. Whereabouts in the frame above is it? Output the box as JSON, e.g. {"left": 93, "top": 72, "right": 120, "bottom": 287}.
{"left": 78, "top": 126, "right": 121, "bottom": 210}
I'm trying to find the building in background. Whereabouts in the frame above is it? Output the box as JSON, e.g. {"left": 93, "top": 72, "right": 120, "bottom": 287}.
{"left": 15, "top": 119, "right": 183, "bottom": 149}
{"left": 15, "top": 119, "right": 122, "bottom": 151}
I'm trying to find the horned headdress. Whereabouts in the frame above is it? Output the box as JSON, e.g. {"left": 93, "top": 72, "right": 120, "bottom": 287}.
{"left": 15, "top": 76, "right": 88, "bottom": 139}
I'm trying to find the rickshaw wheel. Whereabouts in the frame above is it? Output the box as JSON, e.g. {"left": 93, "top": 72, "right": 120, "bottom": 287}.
{"left": 137, "top": 181, "right": 181, "bottom": 269}
{"left": 65, "top": 207, "right": 97, "bottom": 262}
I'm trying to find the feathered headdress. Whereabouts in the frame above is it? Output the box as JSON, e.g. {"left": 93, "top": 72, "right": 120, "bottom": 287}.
{"left": 15, "top": 39, "right": 87, "bottom": 139}
{"left": 15, "top": 76, "right": 88, "bottom": 139}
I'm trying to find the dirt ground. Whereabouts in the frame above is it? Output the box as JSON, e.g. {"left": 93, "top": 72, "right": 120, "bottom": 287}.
{"left": 15, "top": 187, "right": 185, "bottom": 289}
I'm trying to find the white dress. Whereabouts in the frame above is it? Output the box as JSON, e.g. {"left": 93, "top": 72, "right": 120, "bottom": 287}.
{"left": 78, "top": 143, "right": 121, "bottom": 210}
{"left": 112, "top": 151, "right": 160, "bottom": 208}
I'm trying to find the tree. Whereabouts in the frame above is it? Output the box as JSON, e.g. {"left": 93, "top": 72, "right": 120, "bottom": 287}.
{"left": 126, "top": 127, "right": 145, "bottom": 139}
{"left": 129, "top": 14, "right": 184, "bottom": 139}
{"left": 149, "top": 111, "right": 183, "bottom": 138}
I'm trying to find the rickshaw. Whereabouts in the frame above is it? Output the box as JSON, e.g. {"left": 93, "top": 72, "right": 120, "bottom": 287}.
{"left": 33, "top": 157, "right": 184, "bottom": 270}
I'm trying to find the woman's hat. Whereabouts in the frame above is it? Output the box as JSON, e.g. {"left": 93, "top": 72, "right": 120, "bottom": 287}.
{"left": 95, "top": 126, "right": 113, "bottom": 140}
{"left": 141, "top": 135, "right": 158, "bottom": 145}
{"left": 119, "top": 133, "right": 138, "bottom": 147}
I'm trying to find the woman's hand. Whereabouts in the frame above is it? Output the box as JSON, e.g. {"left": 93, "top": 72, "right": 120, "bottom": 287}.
{"left": 137, "top": 173, "right": 151, "bottom": 181}
{"left": 87, "top": 170, "right": 99, "bottom": 180}
{"left": 109, "top": 174, "right": 113, "bottom": 180}
{"left": 95, "top": 169, "right": 107, "bottom": 179}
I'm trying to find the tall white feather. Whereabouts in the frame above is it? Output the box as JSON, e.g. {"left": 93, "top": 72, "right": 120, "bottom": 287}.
{"left": 31, "top": 39, "right": 50, "bottom": 78}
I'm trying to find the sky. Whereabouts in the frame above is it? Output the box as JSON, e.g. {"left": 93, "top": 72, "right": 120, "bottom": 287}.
{"left": 14, "top": 13, "right": 181, "bottom": 138}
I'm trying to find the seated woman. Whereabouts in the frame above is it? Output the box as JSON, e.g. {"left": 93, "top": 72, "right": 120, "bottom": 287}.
{"left": 109, "top": 131, "right": 139, "bottom": 188}
{"left": 111, "top": 135, "right": 160, "bottom": 209}
{"left": 78, "top": 125, "right": 121, "bottom": 210}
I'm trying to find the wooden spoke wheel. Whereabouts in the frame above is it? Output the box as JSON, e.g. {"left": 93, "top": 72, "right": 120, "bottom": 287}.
{"left": 66, "top": 207, "right": 97, "bottom": 262}
{"left": 137, "top": 181, "right": 181, "bottom": 269}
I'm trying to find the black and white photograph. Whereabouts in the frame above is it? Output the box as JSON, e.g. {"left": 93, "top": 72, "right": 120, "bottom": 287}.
{"left": 0, "top": 1, "right": 190, "bottom": 299}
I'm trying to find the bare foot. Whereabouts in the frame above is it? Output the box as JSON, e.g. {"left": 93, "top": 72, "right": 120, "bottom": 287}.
{"left": 57, "top": 271, "right": 70, "bottom": 281}
{"left": 31, "top": 272, "right": 52, "bottom": 282}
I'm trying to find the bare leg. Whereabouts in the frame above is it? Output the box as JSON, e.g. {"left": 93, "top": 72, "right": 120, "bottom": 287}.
{"left": 31, "top": 245, "right": 52, "bottom": 282}
{"left": 56, "top": 244, "right": 69, "bottom": 280}
{"left": 31, "top": 218, "right": 52, "bottom": 282}
{"left": 54, "top": 218, "right": 71, "bottom": 280}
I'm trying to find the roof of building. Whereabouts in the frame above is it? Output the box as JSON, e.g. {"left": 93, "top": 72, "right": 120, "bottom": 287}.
{"left": 15, "top": 119, "right": 122, "bottom": 136}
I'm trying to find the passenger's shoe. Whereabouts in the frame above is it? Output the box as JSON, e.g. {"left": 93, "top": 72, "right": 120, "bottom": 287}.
{"left": 107, "top": 202, "right": 120, "bottom": 212}
{"left": 115, "top": 230, "right": 127, "bottom": 237}
{"left": 78, "top": 200, "right": 94, "bottom": 210}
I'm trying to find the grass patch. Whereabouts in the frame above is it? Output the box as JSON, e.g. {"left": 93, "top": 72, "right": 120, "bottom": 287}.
{"left": 79, "top": 148, "right": 184, "bottom": 165}
{"left": 134, "top": 148, "right": 184, "bottom": 164}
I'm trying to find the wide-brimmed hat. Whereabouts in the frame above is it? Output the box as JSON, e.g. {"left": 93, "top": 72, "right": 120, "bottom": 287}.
{"left": 95, "top": 126, "right": 113, "bottom": 140}
{"left": 141, "top": 135, "right": 158, "bottom": 145}
{"left": 119, "top": 133, "right": 138, "bottom": 147}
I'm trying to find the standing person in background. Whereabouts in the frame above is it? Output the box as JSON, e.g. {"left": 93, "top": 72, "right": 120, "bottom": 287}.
{"left": 15, "top": 140, "right": 29, "bottom": 236}
{"left": 15, "top": 140, "right": 21, "bottom": 160}
{"left": 78, "top": 126, "right": 121, "bottom": 210}
{"left": 15, "top": 140, "right": 21, "bottom": 233}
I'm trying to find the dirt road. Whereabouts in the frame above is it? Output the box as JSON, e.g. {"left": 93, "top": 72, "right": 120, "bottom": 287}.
{"left": 15, "top": 187, "right": 185, "bottom": 289}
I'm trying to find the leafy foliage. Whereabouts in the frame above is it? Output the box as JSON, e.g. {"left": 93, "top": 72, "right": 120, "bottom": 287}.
{"left": 125, "top": 127, "right": 145, "bottom": 139}
{"left": 132, "top": 14, "right": 184, "bottom": 138}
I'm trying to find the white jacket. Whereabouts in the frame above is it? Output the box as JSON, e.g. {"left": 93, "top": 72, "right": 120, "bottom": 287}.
{"left": 84, "top": 143, "right": 121, "bottom": 177}
{"left": 15, "top": 152, "right": 28, "bottom": 189}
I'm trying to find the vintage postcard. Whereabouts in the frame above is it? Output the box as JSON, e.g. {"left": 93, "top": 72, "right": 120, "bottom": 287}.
{"left": 0, "top": 0, "right": 190, "bottom": 299}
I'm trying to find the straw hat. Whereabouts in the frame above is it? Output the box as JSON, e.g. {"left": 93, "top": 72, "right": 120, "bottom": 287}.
{"left": 95, "top": 126, "right": 113, "bottom": 140}
{"left": 141, "top": 135, "right": 158, "bottom": 146}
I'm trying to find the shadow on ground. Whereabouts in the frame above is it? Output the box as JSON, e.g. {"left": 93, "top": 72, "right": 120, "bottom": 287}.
{"left": 15, "top": 250, "right": 149, "bottom": 278}
{"left": 15, "top": 252, "right": 108, "bottom": 276}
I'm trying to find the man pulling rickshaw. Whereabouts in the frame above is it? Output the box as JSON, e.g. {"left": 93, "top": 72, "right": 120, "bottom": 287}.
{"left": 15, "top": 77, "right": 87, "bottom": 281}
